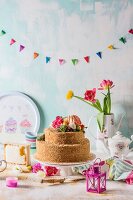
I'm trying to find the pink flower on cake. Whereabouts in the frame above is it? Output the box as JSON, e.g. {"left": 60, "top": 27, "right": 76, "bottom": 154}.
{"left": 52, "top": 116, "right": 63, "bottom": 129}
{"left": 68, "top": 115, "right": 82, "bottom": 125}
{"left": 84, "top": 88, "right": 96, "bottom": 103}
{"left": 44, "top": 166, "right": 59, "bottom": 176}
{"left": 68, "top": 115, "right": 83, "bottom": 130}
{"left": 51, "top": 115, "right": 85, "bottom": 132}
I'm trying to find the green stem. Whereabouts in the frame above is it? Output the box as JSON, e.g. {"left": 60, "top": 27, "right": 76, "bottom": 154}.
{"left": 107, "top": 87, "right": 111, "bottom": 114}
{"left": 74, "top": 96, "right": 103, "bottom": 112}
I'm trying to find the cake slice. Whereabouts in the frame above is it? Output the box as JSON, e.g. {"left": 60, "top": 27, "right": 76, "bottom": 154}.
{"left": 4, "top": 143, "right": 31, "bottom": 166}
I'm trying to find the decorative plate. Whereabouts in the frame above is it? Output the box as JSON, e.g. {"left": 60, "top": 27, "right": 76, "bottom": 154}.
{"left": 0, "top": 91, "right": 40, "bottom": 135}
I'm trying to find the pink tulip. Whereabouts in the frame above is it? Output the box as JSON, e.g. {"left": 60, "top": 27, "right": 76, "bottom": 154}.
{"left": 98, "top": 80, "right": 114, "bottom": 90}
{"left": 84, "top": 88, "right": 96, "bottom": 103}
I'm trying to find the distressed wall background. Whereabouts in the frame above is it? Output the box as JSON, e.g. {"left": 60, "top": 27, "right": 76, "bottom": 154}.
{"left": 0, "top": 0, "right": 133, "bottom": 147}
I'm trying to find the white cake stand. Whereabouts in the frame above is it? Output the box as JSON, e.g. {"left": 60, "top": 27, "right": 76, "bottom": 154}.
{"left": 32, "top": 153, "right": 95, "bottom": 177}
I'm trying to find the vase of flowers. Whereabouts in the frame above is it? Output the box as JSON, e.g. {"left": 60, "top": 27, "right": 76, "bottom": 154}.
{"left": 96, "top": 113, "right": 114, "bottom": 138}
{"left": 66, "top": 80, "right": 115, "bottom": 138}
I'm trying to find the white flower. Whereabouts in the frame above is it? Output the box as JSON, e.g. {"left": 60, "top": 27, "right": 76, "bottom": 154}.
{"left": 69, "top": 122, "right": 76, "bottom": 130}
{"left": 37, "top": 170, "right": 46, "bottom": 178}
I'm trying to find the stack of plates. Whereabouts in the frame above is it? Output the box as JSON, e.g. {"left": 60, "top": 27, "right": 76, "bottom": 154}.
{"left": 25, "top": 132, "right": 37, "bottom": 149}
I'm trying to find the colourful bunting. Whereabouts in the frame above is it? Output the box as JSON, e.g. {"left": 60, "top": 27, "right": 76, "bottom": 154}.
{"left": 119, "top": 37, "right": 126, "bottom": 44}
{"left": 71, "top": 59, "right": 78, "bottom": 65}
{"left": 129, "top": 29, "right": 133, "bottom": 34}
{"left": 46, "top": 56, "right": 51, "bottom": 63}
{"left": 96, "top": 52, "right": 102, "bottom": 59}
{"left": 84, "top": 56, "right": 90, "bottom": 63}
{"left": 59, "top": 59, "right": 65, "bottom": 65}
{"left": 0, "top": 28, "right": 132, "bottom": 65}
{"left": 0, "top": 30, "right": 6, "bottom": 36}
{"left": 108, "top": 45, "right": 116, "bottom": 50}
{"left": 19, "top": 45, "right": 25, "bottom": 52}
{"left": 10, "top": 38, "right": 16, "bottom": 45}
{"left": 34, "top": 52, "right": 39, "bottom": 59}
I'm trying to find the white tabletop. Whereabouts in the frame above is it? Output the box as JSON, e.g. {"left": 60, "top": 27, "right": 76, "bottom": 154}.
{"left": 0, "top": 179, "right": 133, "bottom": 200}
{"left": 0, "top": 150, "right": 133, "bottom": 200}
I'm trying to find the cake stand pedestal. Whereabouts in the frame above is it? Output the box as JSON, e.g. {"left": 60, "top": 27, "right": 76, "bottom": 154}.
{"left": 33, "top": 153, "right": 95, "bottom": 177}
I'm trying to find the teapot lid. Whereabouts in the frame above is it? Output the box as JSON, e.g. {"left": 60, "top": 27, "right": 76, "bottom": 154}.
{"left": 112, "top": 131, "right": 123, "bottom": 139}
{"left": 112, "top": 131, "right": 131, "bottom": 144}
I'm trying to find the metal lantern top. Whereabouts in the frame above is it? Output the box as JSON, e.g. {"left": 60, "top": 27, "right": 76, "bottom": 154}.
{"left": 86, "top": 158, "right": 102, "bottom": 176}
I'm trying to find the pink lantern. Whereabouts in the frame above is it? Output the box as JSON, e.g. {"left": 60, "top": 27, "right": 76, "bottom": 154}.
{"left": 86, "top": 158, "right": 106, "bottom": 193}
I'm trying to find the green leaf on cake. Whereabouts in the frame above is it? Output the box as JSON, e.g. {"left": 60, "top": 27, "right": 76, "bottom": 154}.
{"left": 37, "top": 134, "right": 45, "bottom": 141}
{"left": 76, "top": 125, "right": 81, "bottom": 131}
{"left": 58, "top": 125, "right": 67, "bottom": 132}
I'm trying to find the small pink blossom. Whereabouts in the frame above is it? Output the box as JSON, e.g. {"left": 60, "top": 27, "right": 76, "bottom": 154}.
{"left": 32, "top": 163, "right": 43, "bottom": 173}
{"left": 44, "top": 166, "right": 59, "bottom": 176}
{"left": 84, "top": 88, "right": 96, "bottom": 103}
{"left": 126, "top": 171, "right": 133, "bottom": 184}
{"left": 52, "top": 116, "right": 63, "bottom": 128}
{"left": 98, "top": 80, "right": 114, "bottom": 90}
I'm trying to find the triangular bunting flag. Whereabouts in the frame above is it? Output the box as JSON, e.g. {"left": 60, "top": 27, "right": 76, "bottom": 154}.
{"left": 96, "top": 52, "right": 102, "bottom": 59}
{"left": 108, "top": 45, "right": 116, "bottom": 50}
{"left": 19, "top": 45, "right": 25, "bottom": 52}
{"left": 34, "top": 52, "right": 39, "bottom": 59}
{"left": 59, "top": 59, "right": 65, "bottom": 65}
{"left": 10, "top": 38, "right": 16, "bottom": 45}
{"left": 71, "top": 59, "right": 78, "bottom": 65}
{"left": 129, "top": 29, "right": 133, "bottom": 34}
{"left": 46, "top": 56, "right": 51, "bottom": 63}
{"left": 84, "top": 56, "right": 90, "bottom": 63}
{"left": 0, "top": 30, "right": 6, "bottom": 36}
{"left": 119, "top": 37, "right": 126, "bottom": 44}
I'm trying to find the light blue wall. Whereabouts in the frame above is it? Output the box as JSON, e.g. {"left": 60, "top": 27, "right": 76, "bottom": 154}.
{"left": 0, "top": 0, "right": 133, "bottom": 146}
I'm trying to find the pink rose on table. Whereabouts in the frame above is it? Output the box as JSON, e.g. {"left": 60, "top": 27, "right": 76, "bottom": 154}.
{"left": 44, "top": 166, "right": 59, "bottom": 176}
{"left": 52, "top": 116, "right": 63, "bottom": 128}
{"left": 32, "top": 163, "right": 43, "bottom": 173}
{"left": 98, "top": 80, "right": 114, "bottom": 90}
{"left": 84, "top": 88, "right": 96, "bottom": 103}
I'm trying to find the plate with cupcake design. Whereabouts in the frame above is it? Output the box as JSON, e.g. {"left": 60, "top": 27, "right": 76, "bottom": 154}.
{"left": 0, "top": 91, "right": 40, "bottom": 135}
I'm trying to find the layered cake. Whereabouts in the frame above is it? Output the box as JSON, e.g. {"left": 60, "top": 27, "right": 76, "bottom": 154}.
{"left": 35, "top": 115, "right": 90, "bottom": 163}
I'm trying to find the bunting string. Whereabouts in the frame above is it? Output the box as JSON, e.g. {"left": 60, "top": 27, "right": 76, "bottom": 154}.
{"left": 0, "top": 28, "right": 133, "bottom": 65}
